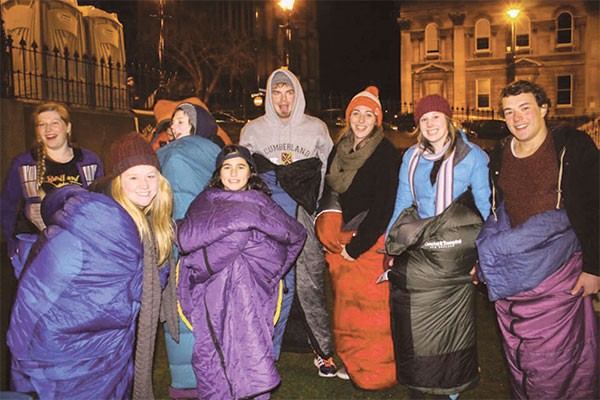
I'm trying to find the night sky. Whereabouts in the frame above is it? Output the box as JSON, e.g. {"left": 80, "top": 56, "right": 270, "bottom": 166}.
{"left": 79, "top": 0, "right": 400, "bottom": 103}
{"left": 317, "top": 1, "right": 400, "bottom": 100}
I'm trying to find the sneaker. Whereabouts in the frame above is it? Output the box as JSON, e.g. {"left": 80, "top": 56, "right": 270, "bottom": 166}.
{"left": 313, "top": 353, "right": 337, "bottom": 378}
{"left": 336, "top": 365, "right": 350, "bottom": 380}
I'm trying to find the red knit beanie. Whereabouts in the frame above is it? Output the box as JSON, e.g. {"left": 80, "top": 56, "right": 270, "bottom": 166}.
{"left": 414, "top": 94, "right": 452, "bottom": 124}
{"left": 345, "top": 86, "right": 383, "bottom": 126}
{"left": 112, "top": 132, "right": 161, "bottom": 176}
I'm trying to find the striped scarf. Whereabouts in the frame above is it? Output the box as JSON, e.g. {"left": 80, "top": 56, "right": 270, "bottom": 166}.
{"left": 407, "top": 141, "right": 455, "bottom": 216}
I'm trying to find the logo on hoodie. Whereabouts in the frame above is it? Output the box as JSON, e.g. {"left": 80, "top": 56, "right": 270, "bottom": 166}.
{"left": 281, "top": 152, "right": 293, "bottom": 165}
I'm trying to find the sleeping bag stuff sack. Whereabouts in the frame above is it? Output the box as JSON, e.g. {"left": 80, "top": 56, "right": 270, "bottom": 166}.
{"left": 385, "top": 190, "right": 481, "bottom": 396}
{"left": 326, "top": 234, "right": 397, "bottom": 390}
{"left": 7, "top": 186, "right": 143, "bottom": 400}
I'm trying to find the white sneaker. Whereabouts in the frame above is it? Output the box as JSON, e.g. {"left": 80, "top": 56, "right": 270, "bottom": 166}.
{"left": 336, "top": 365, "right": 350, "bottom": 380}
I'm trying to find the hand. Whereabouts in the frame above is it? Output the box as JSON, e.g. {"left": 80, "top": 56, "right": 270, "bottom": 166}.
{"left": 383, "top": 253, "right": 394, "bottom": 268}
{"left": 470, "top": 264, "right": 479, "bottom": 285}
{"left": 340, "top": 245, "right": 355, "bottom": 262}
{"left": 571, "top": 272, "right": 600, "bottom": 297}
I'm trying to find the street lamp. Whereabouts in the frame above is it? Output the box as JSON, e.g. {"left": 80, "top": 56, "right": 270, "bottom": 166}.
{"left": 278, "top": 0, "right": 295, "bottom": 68}
{"left": 506, "top": 7, "right": 520, "bottom": 83}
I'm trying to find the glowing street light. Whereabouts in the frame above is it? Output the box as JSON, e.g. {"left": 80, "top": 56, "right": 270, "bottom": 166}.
{"left": 506, "top": 7, "right": 521, "bottom": 83}
{"left": 278, "top": 0, "right": 295, "bottom": 68}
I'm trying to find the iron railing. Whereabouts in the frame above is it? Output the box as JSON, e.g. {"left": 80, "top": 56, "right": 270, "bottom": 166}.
{"left": 1, "top": 22, "right": 172, "bottom": 111}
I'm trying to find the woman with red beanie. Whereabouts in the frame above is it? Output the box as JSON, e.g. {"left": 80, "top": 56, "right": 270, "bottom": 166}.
{"left": 315, "top": 86, "right": 400, "bottom": 389}
{"left": 384, "top": 94, "right": 490, "bottom": 399}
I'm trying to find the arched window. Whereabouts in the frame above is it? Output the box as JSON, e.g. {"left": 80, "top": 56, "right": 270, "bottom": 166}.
{"left": 556, "top": 12, "right": 573, "bottom": 45}
{"left": 425, "top": 23, "right": 439, "bottom": 56}
{"left": 515, "top": 15, "right": 530, "bottom": 48}
{"left": 475, "top": 19, "right": 490, "bottom": 51}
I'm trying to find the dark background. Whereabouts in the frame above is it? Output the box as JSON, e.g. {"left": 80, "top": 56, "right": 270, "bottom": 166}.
{"left": 317, "top": 1, "right": 400, "bottom": 99}
{"left": 80, "top": 0, "right": 400, "bottom": 101}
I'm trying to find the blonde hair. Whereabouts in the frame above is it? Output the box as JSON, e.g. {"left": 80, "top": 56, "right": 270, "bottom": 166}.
{"left": 415, "top": 115, "right": 458, "bottom": 159}
{"left": 32, "top": 102, "right": 72, "bottom": 188}
{"left": 111, "top": 173, "right": 174, "bottom": 265}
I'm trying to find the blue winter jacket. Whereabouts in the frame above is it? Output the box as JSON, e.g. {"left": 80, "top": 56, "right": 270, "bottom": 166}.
{"left": 387, "top": 131, "right": 490, "bottom": 234}
{"left": 7, "top": 186, "right": 143, "bottom": 400}
{"left": 157, "top": 135, "right": 220, "bottom": 220}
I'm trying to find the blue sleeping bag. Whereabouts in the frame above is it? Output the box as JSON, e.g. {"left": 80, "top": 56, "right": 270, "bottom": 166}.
{"left": 7, "top": 186, "right": 143, "bottom": 400}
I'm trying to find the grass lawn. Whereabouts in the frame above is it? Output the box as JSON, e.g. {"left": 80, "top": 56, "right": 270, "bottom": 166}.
{"left": 152, "top": 291, "right": 512, "bottom": 399}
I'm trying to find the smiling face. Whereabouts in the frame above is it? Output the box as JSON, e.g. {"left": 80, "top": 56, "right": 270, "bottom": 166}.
{"left": 502, "top": 92, "right": 548, "bottom": 147}
{"left": 220, "top": 156, "right": 251, "bottom": 191}
{"left": 36, "top": 110, "right": 71, "bottom": 151}
{"left": 171, "top": 109, "right": 193, "bottom": 140}
{"left": 271, "top": 83, "right": 295, "bottom": 122}
{"left": 418, "top": 111, "right": 449, "bottom": 152}
{"left": 121, "top": 165, "right": 159, "bottom": 208}
{"left": 349, "top": 105, "right": 377, "bottom": 145}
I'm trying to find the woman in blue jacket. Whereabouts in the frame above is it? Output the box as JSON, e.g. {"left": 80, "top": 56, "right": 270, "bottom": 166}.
{"left": 385, "top": 95, "right": 490, "bottom": 399}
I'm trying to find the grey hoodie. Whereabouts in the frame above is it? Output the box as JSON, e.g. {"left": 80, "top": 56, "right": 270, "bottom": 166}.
{"left": 240, "top": 69, "right": 333, "bottom": 191}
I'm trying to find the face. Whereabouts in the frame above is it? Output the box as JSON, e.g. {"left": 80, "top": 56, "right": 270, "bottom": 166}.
{"left": 36, "top": 110, "right": 71, "bottom": 151}
{"left": 419, "top": 111, "right": 449, "bottom": 152}
{"left": 220, "top": 156, "right": 251, "bottom": 191}
{"left": 349, "top": 105, "right": 377, "bottom": 145}
{"left": 171, "top": 110, "right": 193, "bottom": 140}
{"left": 121, "top": 165, "right": 159, "bottom": 208}
{"left": 502, "top": 92, "right": 548, "bottom": 144}
{"left": 271, "top": 84, "right": 295, "bottom": 121}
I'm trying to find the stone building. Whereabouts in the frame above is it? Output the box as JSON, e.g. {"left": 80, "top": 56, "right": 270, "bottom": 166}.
{"left": 397, "top": 0, "right": 600, "bottom": 118}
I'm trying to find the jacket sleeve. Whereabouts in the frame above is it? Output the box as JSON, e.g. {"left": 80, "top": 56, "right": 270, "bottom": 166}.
{"left": 316, "top": 124, "right": 334, "bottom": 197}
{"left": 468, "top": 147, "right": 491, "bottom": 220}
{"left": 566, "top": 132, "right": 599, "bottom": 275}
{"left": 386, "top": 147, "right": 416, "bottom": 239}
{"left": 1, "top": 158, "right": 26, "bottom": 240}
{"left": 346, "top": 144, "right": 400, "bottom": 259}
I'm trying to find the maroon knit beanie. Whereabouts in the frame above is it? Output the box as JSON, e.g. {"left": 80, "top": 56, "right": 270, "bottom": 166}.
{"left": 414, "top": 94, "right": 453, "bottom": 124}
{"left": 111, "top": 132, "right": 161, "bottom": 176}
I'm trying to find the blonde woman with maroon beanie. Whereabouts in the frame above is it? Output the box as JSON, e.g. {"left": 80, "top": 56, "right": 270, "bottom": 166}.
{"left": 7, "top": 132, "right": 173, "bottom": 399}
{"left": 385, "top": 94, "right": 490, "bottom": 399}
{"left": 315, "top": 86, "right": 400, "bottom": 389}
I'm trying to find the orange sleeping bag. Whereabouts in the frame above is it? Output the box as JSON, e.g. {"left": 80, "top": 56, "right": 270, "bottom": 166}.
{"left": 326, "top": 234, "right": 397, "bottom": 390}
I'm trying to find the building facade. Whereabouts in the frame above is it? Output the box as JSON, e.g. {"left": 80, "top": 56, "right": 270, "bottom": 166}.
{"left": 397, "top": 0, "right": 600, "bottom": 119}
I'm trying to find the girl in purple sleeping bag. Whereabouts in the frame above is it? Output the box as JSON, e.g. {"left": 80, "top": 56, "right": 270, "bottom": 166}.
{"left": 176, "top": 144, "right": 307, "bottom": 399}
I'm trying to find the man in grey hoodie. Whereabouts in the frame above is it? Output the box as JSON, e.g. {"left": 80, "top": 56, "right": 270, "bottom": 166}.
{"left": 240, "top": 68, "right": 347, "bottom": 379}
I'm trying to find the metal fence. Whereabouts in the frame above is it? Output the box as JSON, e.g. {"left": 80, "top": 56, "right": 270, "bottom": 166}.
{"left": 1, "top": 24, "right": 171, "bottom": 111}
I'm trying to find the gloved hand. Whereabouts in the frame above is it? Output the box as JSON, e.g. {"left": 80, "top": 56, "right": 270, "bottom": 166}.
{"left": 338, "top": 231, "right": 354, "bottom": 245}
{"left": 315, "top": 212, "right": 343, "bottom": 253}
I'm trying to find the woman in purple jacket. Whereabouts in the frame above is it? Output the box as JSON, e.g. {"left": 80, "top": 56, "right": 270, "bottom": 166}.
{"left": 176, "top": 145, "right": 306, "bottom": 399}
{"left": 0, "top": 102, "right": 103, "bottom": 276}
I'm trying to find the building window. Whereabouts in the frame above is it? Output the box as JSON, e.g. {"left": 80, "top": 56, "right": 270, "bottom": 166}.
{"left": 515, "top": 15, "right": 530, "bottom": 48}
{"left": 425, "top": 24, "right": 439, "bottom": 56}
{"left": 475, "top": 19, "right": 490, "bottom": 51}
{"left": 476, "top": 79, "right": 491, "bottom": 109}
{"left": 556, "top": 75, "right": 572, "bottom": 106}
{"left": 556, "top": 12, "right": 573, "bottom": 45}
